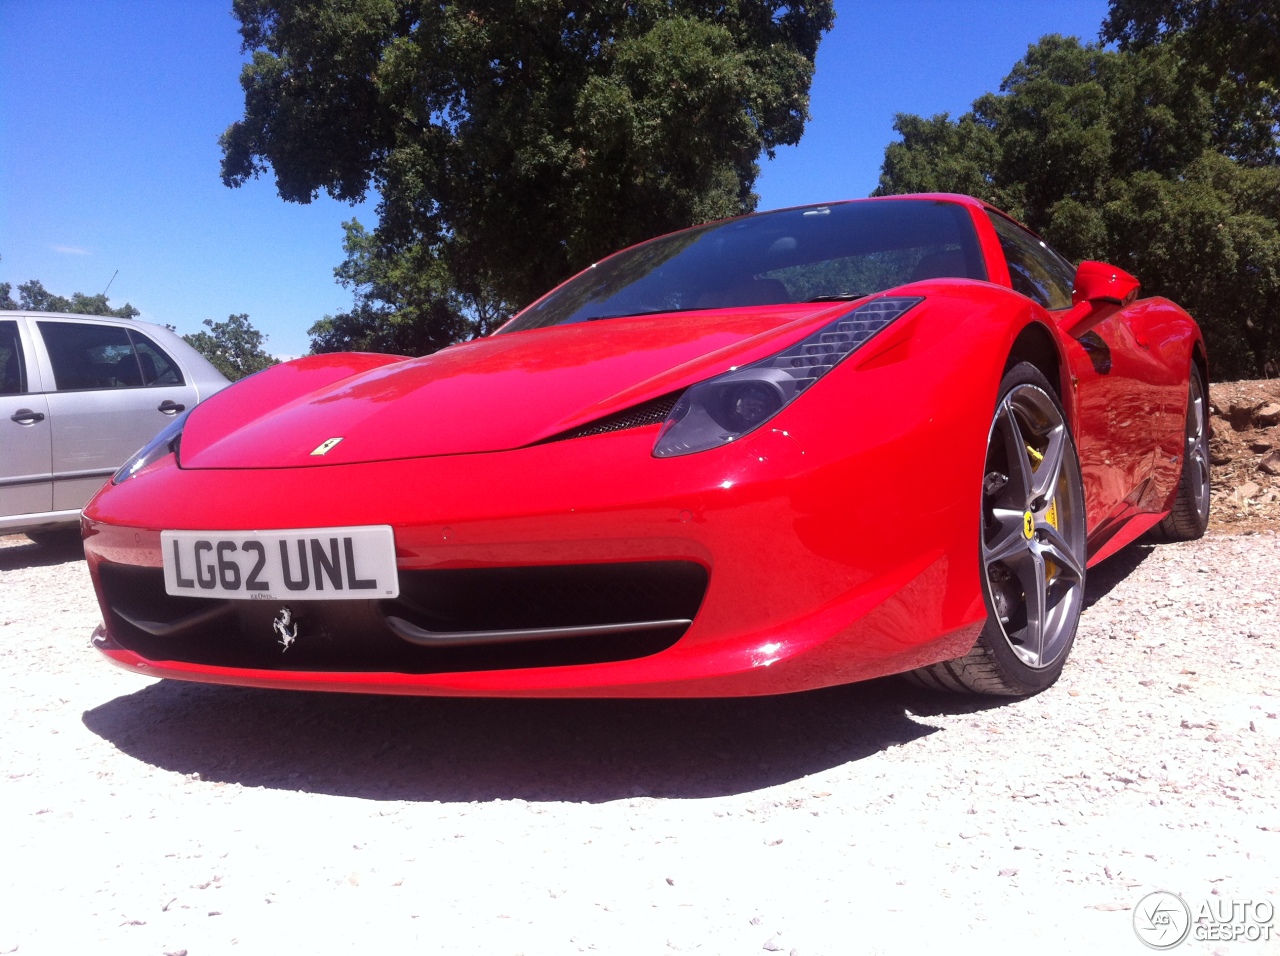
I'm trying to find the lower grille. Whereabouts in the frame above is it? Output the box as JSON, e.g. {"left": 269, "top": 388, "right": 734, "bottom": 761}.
{"left": 97, "top": 560, "right": 707, "bottom": 673}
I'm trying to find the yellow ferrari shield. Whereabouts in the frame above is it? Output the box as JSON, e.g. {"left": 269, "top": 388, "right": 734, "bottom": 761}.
{"left": 1023, "top": 510, "right": 1035, "bottom": 539}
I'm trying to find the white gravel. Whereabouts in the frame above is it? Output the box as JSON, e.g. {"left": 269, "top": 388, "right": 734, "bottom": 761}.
{"left": 1, "top": 531, "right": 1278, "bottom": 956}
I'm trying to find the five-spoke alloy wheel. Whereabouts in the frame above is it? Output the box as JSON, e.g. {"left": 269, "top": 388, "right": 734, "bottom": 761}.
{"left": 910, "top": 363, "right": 1087, "bottom": 696}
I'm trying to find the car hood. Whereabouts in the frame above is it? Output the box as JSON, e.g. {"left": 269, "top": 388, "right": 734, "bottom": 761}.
{"left": 179, "top": 305, "right": 842, "bottom": 468}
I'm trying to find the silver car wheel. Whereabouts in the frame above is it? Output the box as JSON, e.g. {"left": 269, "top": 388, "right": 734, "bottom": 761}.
{"left": 981, "top": 383, "right": 1087, "bottom": 669}
{"left": 1185, "top": 372, "right": 1210, "bottom": 523}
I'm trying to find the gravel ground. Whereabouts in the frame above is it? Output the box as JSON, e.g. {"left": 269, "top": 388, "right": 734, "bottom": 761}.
{"left": 1, "top": 530, "right": 1278, "bottom": 956}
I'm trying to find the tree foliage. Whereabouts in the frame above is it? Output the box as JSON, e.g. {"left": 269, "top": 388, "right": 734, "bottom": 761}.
{"left": 1104, "top": 0, "right": 1278, "bottom": 80}
{"left": 220, "top": 0, "right": 835, "bottom": 354}
{"left": 183, "top": 313, "right": 280, "bottom": 380}
{"left": 876, "top": 34, "right": 1280, "bottom": 379}
{"left": 0, "top": 274, "right": 139, "bottom": 319}
{"left": 1104, "top": 0, "right": 1280, "bottom": 166}
{"left": 307, "top": 219, "right": 504, "bottom": 355}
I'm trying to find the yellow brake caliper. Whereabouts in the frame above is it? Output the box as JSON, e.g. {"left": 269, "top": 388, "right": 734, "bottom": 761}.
{"left": 1027, "top": 443, "right": 1059, "bottom": 578}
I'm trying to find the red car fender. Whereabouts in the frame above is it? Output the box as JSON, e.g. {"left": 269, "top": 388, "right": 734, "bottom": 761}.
{"left": 745, "top": 280, "right": 1067, "bottom": 651}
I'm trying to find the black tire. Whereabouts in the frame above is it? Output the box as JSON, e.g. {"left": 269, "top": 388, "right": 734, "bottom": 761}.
{"left": 1148, "top": 366, "right": 1210, "bottom": 543}
{"left": 908, "top": 363, "right": 1088, "bottom": 696}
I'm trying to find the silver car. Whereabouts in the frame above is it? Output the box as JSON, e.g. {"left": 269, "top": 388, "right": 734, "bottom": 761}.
{"left": 1, "top": 311, "right": 230, "bottom": 540}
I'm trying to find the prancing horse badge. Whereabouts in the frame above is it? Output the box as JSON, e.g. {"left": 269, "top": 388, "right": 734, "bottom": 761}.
{"left": 273, "top": 607, "right": 299, "bottom": 651}
{"left": 310, "top": 437, "right": 344, "bottom": 456}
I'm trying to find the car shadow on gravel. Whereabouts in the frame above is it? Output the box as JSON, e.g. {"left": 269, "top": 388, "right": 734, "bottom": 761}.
{"left": 0, "top": 534, "right": 85, "bottom": 571}
{"left": 1082, "top": 540, "right": 1155, "bottom": 610}
{"left": 82, "top": 677, "right": 1000, "bottom": 802}
{"left": 79, "top": 539, "right": 1162, "bottom": 804}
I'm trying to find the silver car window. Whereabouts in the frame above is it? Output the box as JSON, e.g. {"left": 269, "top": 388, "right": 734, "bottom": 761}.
{"left": 0, "top": 320, "right": 26, "bottom": 394}
{"left": 131, "top": 333, "right": 183, "bottom": 386}
{"left": 38, "top": 321, "right": 184, "bottom": 391}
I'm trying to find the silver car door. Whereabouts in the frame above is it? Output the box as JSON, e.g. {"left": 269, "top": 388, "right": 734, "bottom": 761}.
{"left": 35, "top": 320, "right": 199, "bottom": 512}
{"left": 0, "top": 318, "right": 54, "bottom": 518}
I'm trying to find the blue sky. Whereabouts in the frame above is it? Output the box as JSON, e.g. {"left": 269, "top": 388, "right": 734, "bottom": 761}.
{"left": 0, "top": 0, "right": 1110, "bottom": 358}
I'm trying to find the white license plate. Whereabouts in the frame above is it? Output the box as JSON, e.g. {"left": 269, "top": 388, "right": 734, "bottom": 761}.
{"left": 161, "top": 526, "right": 398, "bottom": 600}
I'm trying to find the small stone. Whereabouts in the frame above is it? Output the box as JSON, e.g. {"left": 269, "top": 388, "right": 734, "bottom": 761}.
{"left": 1258, "top": 451, "right": 1280, "bottom": 476}
{"left": 998, "top": 868, "right": 1018, "bottom": 877}
{"left": 1227, "top": 403, "right": 1258, "bottom": 430}
{"left": 1256, "top": 402, "right": 1280, "bottom": 426}
{"left": 763, "top": 938, "right": 784, "bottom": 952}
{"left": 1237, "top": 481, "right": 1262, "bottom": 500}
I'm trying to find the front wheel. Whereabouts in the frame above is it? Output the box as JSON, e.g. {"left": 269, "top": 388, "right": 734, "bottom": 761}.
{"left": 908, "top": 363, "right": 1088, "bottom": 696}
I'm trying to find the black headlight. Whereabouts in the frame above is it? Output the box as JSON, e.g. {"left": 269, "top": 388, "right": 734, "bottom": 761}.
{"left": 112, "top": 410, "right": 189, "bottom": 484}
{"left": 653, "top": 296, "right": 922, "bottom": 457}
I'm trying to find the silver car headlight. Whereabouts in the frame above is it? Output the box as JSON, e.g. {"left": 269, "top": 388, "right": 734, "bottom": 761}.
{"left": 113, "top": 410, "right": 189, "bottom": 484}
{"left": 653, "top": 297, "right": 923, "bottom": 458}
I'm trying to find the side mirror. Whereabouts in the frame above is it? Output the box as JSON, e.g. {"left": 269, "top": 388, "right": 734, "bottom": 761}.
{"left": 1072, "top": 261, "right": 1140, "bottom": 307}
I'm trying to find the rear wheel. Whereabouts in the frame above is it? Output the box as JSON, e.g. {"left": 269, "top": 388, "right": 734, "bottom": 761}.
{"left": 1148, "top": 366, "right": 1210, "bottom": 542}
{"left": 908, "top": 363, "right": 1087, "bottom": 696}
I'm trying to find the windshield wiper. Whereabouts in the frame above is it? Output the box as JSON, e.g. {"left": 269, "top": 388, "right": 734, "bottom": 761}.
{"left": 805, "top": 292, "right": 867, "bottom": 302}
{"left": 582, "top": 306, "right": 714, "bottom": 322}
{"left": 582, "top": 309, "right": 667, "bottom": 322}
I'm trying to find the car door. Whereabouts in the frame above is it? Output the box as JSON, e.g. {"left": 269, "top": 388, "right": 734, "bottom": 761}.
{"left": 34, "top": 319, "right": 199, "bottom": 512}
{"left": 0, "top": 318, "right": 54, "bottom": 519}
{"left": 1118, "top": 297, "right": 1195, "bottom": 500}
{"left": 986, "top": 212, "right": 1160, "bottom": 527}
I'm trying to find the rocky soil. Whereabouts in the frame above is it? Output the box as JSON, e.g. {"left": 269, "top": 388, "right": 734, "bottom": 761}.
{"left": 1209, "top": 379, "right": 1280, "bottom": 533}
{"left": 0, "top": 380, "right": 1278, "bottom": 956}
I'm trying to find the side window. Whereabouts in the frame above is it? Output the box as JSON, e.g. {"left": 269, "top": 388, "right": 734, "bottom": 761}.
{"left": 0, "top": 320, "right": 27, "bottom": 395}
{"left": 130, "top": 333, "right": 184, "bottom": 386}
{"left": 987, "top": 212, "right": 1075, "bottom": 310}
{"left": 38, "top": 321, "right": 143, "bottom": 391}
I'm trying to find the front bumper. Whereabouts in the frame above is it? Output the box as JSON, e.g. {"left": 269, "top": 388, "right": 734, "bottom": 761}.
{"left": 84, "top": 380, "right": 989, "bottom": 697}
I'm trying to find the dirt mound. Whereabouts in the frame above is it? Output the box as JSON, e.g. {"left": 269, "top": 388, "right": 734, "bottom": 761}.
{"left": 1209, "top": 378, "right": 1280, "bottom": 533}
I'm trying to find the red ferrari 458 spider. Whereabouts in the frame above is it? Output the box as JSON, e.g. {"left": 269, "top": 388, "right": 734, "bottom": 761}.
{"left": 83, "top": 194, "right": 1208, "bottom": 698}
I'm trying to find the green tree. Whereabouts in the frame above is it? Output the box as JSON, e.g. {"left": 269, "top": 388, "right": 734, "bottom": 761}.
{"left": 0, "top": 274, "right": 139, "bottom": 318}
{"left": 1104, "top": 0, "right": 1278, "bottom": 81}
{"left": 1104, "top": 0, "right": 1280, "bottom": 165}
{"left": 876, "top": 35, "right": 1280, "bottom": 379}
{"left": 183, "top": 313, "right": 280, "bottom": 380}
{"left": 220, "top": 0, "right": 835, "bottom": 354}
{"left": 307, "top": 219, "right": 504, "bottom": 355}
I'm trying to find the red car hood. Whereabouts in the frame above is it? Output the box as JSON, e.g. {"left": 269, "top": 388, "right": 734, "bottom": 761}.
{"left": 179, "top": 305, "right": 841, "bottom": 468}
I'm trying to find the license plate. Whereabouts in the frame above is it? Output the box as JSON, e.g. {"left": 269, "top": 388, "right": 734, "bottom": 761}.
{"left": 161, "top": 526, "right": 398, "bottom": 600}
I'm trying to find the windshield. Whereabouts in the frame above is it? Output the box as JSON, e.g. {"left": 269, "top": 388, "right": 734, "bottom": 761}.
{"left": 501, "top": 199, "right": 986, "bottom": 332}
